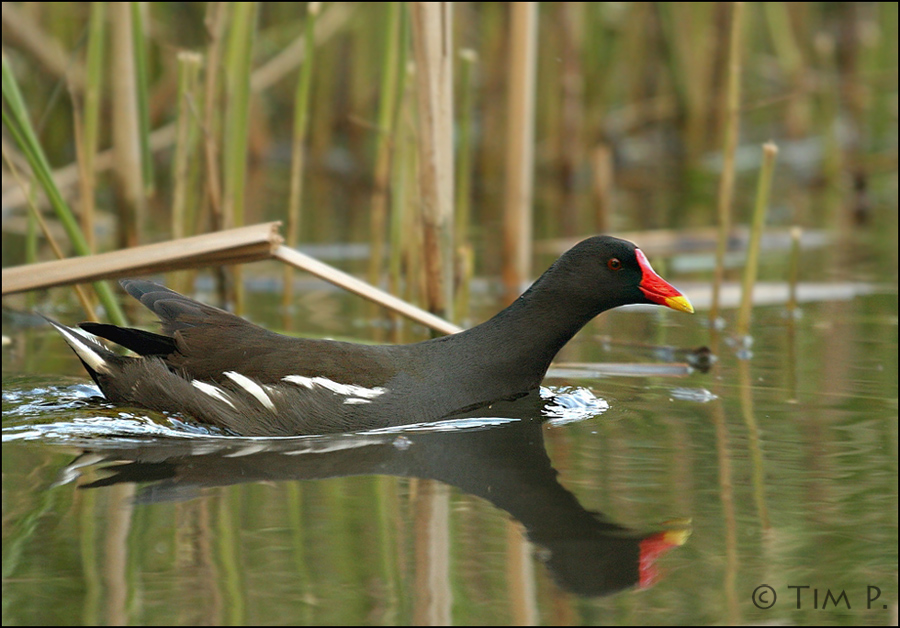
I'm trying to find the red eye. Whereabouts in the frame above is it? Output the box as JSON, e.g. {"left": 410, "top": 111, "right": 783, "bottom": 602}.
{"left": 607, "top": 258, "right": 622, "bottom": 271}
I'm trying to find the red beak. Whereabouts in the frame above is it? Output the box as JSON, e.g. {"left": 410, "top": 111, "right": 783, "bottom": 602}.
{"left": 635, "top": 249, "right": 694, "bottom": 314}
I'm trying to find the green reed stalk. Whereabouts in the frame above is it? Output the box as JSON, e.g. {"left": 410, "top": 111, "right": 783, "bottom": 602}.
{"left": 222, "top": 2, "right": 257, "bottom": 230}
{"left": 454, "top": 48, "right": 477, "bottom": 323}
{"left": 222, "top": 1, "right": 259, "bottom": 313}
{"left": 283, "top": 2, "right": 320, "bottom": 319}
{"left": 710, "top": 1, "right": 745, "bottom": 329}
{"left": 764, "top": 2, "right": 809, "bottom": 138}
{"left": 786, "top": 226, "right": 801, "bottom": 402}
{"left": 368, "top": 1, "right": 406, "bottom": 287}
{"left": 170, "top": 51, "right": 204, "bottom": 293}
{"left": 454, "top": 48, "right": 477, "bottom": 253}
{"left": 787, "top": 225, "right": 801, "bottom": 316}
{"left": 129, "top": 2, "right": 154, "bottom": 195}
{"left": 388, "top": 101, "right": 412, "bottom": 315}
{"left": 2, "top": 54, "right": 126, "bottom": 325}
{"left": 736, "top": 142, "right": 778, "bottom": 338}
{"left": 69, "top": 89, "right": 91, "bottom": 297}
{"left": 172, "top": 52, "right": 204, "bottom": 240}
{"left": 3, "top": 147, "right": 97, "bottom": 318}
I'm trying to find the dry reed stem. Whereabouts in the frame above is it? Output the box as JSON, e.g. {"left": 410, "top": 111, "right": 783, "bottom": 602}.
{"left": 274, "top": 245, "right": 462, "bottom": 336}
{"left": 410, "top": 2, "right": 454, "bottom": 319}
{"left": 502, "top": 2, "right": 538, "bottom": 304}
{"left": 591, "top": 144, "right": 613, "bottom": 233}
{"left": 0, "top": 4, "right": 85, "bottom": 89}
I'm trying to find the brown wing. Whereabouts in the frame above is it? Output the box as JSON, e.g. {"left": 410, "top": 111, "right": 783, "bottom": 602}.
{"left": 84, "top": 280, "right": 401, "bottom": 387}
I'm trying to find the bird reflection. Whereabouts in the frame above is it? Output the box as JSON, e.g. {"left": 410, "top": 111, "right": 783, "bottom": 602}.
{"left": 57, "top": 388, "right": 689, "bottom": 598}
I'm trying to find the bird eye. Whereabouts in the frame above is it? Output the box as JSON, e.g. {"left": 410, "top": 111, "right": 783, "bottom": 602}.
{"left": 607, "top": 258, "right": 622, "bottom": 271}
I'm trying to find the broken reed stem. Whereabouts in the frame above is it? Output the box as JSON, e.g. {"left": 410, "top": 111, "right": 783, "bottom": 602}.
{"left": 736, "top": 141, "right": 778, "bottom": 338}
{"left": 710, "top": 1, "right": 745, "bottom": 328}
{"left": 273, "top": 245, "right": 462, "bottom": 336}
{"left": 283, "top": 2, "right": 320, "bottom": 321}
{"left": 2, "top": 223, "right": 283, "bottom": 295}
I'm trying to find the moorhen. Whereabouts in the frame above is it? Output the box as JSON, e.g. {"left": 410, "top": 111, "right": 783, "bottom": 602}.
{"left": 44, "top": 235, "right": 693, "bottom": 436}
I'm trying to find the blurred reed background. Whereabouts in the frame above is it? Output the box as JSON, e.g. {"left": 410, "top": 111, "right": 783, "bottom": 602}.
{"left": 2, "top": 2, "right": 897, "bottom": 330}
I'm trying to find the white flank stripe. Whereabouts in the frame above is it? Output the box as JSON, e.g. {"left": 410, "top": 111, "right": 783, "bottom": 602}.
{"left": 283, "top": 375, "right": 316, "bottom": 389}
{"left": 224, "top": 371, "right": 276, "bottom": 411}
{"left": 282, "top": 375, "right": 386, "bottom": 399}
{"left": 192, "top": 381, "right": 236, "bottom": 409}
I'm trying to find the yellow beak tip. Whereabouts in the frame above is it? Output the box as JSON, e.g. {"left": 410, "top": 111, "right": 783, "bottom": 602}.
{"left": 666, "top": 296, "right": 695, "bottom": 314}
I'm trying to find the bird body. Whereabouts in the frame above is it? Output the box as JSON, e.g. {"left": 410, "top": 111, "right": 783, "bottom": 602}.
{"left": 46, "top": 236, "right": 692, "bottom": 436}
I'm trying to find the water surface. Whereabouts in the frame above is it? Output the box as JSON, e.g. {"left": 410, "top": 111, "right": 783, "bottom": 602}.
{"left": 3, "top": 241, "right": 896, "bottom": 625}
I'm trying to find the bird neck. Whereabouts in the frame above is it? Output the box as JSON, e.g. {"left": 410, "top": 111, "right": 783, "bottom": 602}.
{"left": 458, "top": 280, "right": 607, "bottom": 388}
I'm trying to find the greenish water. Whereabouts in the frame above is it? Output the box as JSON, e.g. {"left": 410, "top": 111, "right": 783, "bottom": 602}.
{"left": 3, "top": 233, "right": 896, "bottom": 625}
